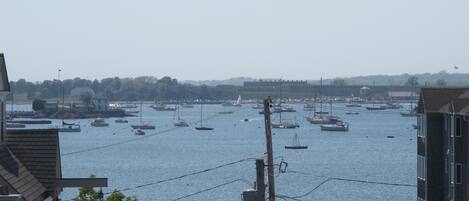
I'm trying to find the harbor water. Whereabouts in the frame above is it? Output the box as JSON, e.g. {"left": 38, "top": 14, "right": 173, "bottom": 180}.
{"left": 13, "top": 103, "right": 416, "bottom": 201}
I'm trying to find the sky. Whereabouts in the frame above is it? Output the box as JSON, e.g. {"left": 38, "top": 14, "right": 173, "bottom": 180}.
{"left": 0, "top": 0, "right": 468, "bottom": 81}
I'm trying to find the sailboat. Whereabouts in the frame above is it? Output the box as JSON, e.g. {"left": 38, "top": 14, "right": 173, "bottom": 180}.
{"left": 306, "top": 78, "right": 338, "bottom": 124}
{"left": 56, "top": 69, "right": 81, "bottom": 133}
{"left": 401, "top": 93, "right": 418, "bottom": 117}
{"left": 131, "top": 102, "right": 155, "bottom": 130}
{"left": 320, "top": 121, "right": 349, "bottom": 132}
{"left": 195, "top": 104, "right": 213, "bottom": 130}
{"left": 272, "top": 86, "right": 298, "bottom": 129}
{"left": 174, "top": 104, "right": 189, "bottom": 127}
{"left": 234, "top": 95, "right": 242, "bottom": 107}
{"left": 285, "top": 133, "right": 308, "bottom": 150}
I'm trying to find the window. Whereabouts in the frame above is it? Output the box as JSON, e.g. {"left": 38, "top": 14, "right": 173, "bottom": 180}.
{"left": 418, "top": 116, "right": 426, "bottom": 138}
{"left": 456, "top": 163, "right": 463, "bottom": 184}
{"left": 418, "top": 155, "right": 426, "bottom": 180}
{"left": 451, "top": 162, "right": 455, "bottom": 184}
{"left": 456, "top": 117, "right": 462, "bottom": 137}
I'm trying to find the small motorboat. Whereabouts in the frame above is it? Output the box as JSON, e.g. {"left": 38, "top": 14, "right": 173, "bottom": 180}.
{"left": 91, "top": 118, "right": 109, "bottom": 127}
{"left": 134, "top": 129, "right": 145, "bottom": 135}
{"left": 345, "top": 111, "right": 359, "bottom": 115}
{"left": 150, "top": 102, "right": 176, "bottom": 111}
{"left": 131, "top": 124, "right": 156, "bottom": 130}
{"left": 219, "top": 111, "right": 233, "bottom": 114}
{"left": 174, "top": 119, "right": 189, "bottom": 127}
{"left": 320, "top": 122, "right": 349, "bottom": 132}
{"left": 366, "top": 105, "right": 386, "bottom": 110}
{"left": 243, "top": 118, "right": 249, "bottom": 122}
{"left": 181, "top": 103, "right": 195, "bottom": 108}
{"left": 345, "top": 104, "right": 362, "bottom": 107}
{"left": 115, "top": 118, "right": 128, "bottom": 123}
{"left": 58, "top": 121, "right": 81, "bottom": 132}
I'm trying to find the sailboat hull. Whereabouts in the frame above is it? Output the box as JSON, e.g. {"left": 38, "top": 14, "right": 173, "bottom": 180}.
{"left": 285, "top": 146, "right": 308, "bottom": 150}
{"left": 131, "top": 125, "right": 155, "bottom": 130}
{"left": 195, "top": 127, "right": 214, "bottom": 130}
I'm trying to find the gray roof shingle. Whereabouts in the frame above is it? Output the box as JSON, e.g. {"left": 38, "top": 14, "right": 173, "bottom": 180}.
{"left": 0, "top": 144, "right": 46, "bottom": 201}
{"left": 0, "top": 53, "right": 10, "bottom": 92}
{"left": 4, "top": 129, "right": 61, "bottom": 197}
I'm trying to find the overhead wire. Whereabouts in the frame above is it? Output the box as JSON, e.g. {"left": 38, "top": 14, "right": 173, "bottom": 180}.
{"left": 169, "top": 178, "right": 243, "bottom": 201}
{"left": 102, "top": 157, "right": 256, "bottom": 194}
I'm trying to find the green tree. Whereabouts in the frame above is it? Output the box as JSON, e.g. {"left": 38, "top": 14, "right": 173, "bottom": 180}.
{"left": 331, "top": 78, "right": 347, "bottom": 86}
{"left": 106, "top": 191, "right": 125, "bottom": 201}
{"left": 73, "top": 176, "right": 137, "bottom": 201}
{"left": 435, "top": 79, "right": 447, "bottom": 87}
{"left": 405, "top": 76, "right": 419, "bottom": 87}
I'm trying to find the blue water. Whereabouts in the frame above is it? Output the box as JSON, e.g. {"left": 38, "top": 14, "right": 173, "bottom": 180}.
{"left": 13, "top": 103, "right": 417, "bottom": 201}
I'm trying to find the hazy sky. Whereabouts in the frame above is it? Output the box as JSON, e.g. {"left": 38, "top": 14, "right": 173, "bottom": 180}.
{"left": 0, "top": 1, "right": 468, "bottom": 81}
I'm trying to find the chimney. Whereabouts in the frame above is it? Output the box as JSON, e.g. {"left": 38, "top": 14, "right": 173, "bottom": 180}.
{"left": 0, "top": 53, "right": 11, "bottom": 143}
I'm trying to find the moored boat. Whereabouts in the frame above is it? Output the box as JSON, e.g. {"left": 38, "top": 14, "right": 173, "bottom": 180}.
{"left": 91, "top": 118, "right": 109, "bottom": 127}
{"left": 285, "top": 133, "right": 308, "bottom": 150}
{"left": 115, "top": 118, "right": 128, "bottom": 123}
{"left": 134, "top": 129, "right": 145, "bottom": 135}
{"left": 320, "top": 122, "right": 349, "bottom": 132}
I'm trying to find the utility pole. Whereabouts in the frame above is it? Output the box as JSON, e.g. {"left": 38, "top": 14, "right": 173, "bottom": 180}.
{"left": 256, "top": 159, "right": 265, "bottom": 201}
{"left": 263, "top": 98, "right": 276, "bottom": 201}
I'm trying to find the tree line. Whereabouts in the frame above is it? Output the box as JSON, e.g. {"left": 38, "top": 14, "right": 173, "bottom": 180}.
{"left": 9, "top": 76, "right": 241, "bottom": 101}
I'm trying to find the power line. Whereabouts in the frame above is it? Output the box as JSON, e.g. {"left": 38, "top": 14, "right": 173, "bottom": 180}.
{"left": 170, "top": 178, "right": 242, "bottom": 201}
{"left": 277, "top": 170, "right": 416, "bottom": 200}
{"left": 104, "top": 157, "right": 255, "bottom": 194}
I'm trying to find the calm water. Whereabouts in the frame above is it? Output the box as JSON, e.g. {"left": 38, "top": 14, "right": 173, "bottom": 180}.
{"left": 13, "top": 103, "right": 417, "bottom": 201}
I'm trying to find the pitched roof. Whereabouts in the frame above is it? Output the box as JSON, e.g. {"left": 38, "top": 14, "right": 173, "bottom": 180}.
{"left": 0, "top": 53, "right": 10, "bottom": 92}
{"left": 0, "top": 144, "right": 46, "bottom": 201}
{"left": 4, "top": 129, "right": 61, "bottom": 196}
{"left": 418, "top": 88, "right": 469, "bottom": 114}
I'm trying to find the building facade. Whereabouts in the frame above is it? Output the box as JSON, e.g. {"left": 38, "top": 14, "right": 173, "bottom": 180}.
{"left": 417, "top": 88, "right": 469, "bottom": 201}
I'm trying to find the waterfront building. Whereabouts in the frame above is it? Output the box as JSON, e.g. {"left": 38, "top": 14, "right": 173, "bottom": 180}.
{"left": 417, "top": 88, "right": 469, "bottom": 201}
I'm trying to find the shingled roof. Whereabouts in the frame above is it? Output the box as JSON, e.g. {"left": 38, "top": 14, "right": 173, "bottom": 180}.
{"left": 417, "top": 88, "right": 469, "bottom": 114}
{"left": 0, "top": 53, "right": 10, "bottom": 92}
{"left": 4, "top": 129, "right": 62, "bottom": 198}
{"left": 0, "top": 145, "right": 46, "bottom": 201}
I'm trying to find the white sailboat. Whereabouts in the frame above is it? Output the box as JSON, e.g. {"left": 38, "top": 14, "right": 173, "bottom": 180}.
{"left": 234, "top": 95, "right": 242, "bottom": 107}
{"left": 174, "top": 104, "right": 189, "bottom": 127}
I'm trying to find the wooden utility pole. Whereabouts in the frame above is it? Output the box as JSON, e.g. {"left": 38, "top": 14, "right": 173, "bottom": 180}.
{"left": 263, "top": 98, "right": 276, "bottom": 201}
{"left": 256, "top": 159, "right": 265, "bottom": 201}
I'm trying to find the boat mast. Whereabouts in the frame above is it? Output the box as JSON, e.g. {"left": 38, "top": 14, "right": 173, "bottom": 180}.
{"left": 320, "top": 77, "right": 323, "bottom": 114}
{"left": 200, "top": 103, "right": 203, "bottom": 127}
{"left": 140, "top": 101, "right": 143, "bottom": 123}
{"left": 279, "top": 80, "right": 282, "bottom": 123}
{"left": 58, "top": 68, "right": 64, "bottom": 125}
